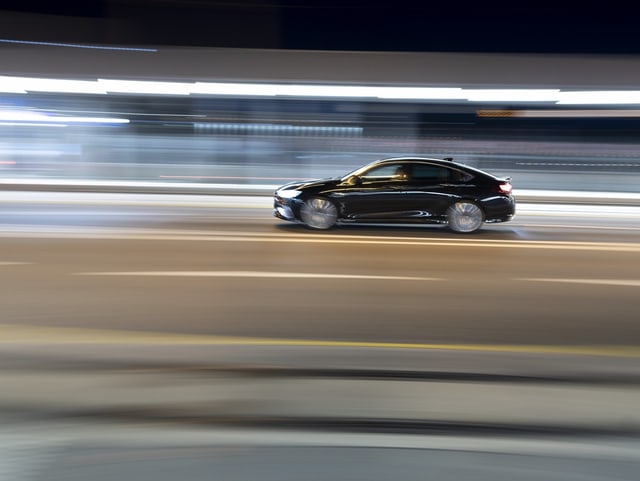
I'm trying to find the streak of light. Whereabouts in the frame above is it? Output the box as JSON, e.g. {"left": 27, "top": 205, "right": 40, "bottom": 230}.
{"left": 158, "top": 175, "right": 311, "bottom": 181}
{"left": 519, "top": 224, "right": 640, "bottom": 231}
{"left": 0, "top": 109, "right": 129, "bottom": 124}
{"left": 558, "top": 91, "right": 640, "bottom": 104}
{"left": 1, "top": 226, "right": 640, "bottom": 252}
{"left": 466, "top": 89, "right": 560, "bottom": 102}
{"left": 520, "top": 278, "right": 640, "bottom": 287}
{"left": 1, "top": 323, "right": 639, "bottom": 357}
{"left": 517, "top": 204, "right": 640, "bottom": 218}
{"left": 0, "top": 122, "right": 67, "bottom": 127}
{"left": 6, "top": 74, "right": 640, "bottom": 105}
{"left": 0, "top": 76, "right": 108, "bottom": 94}
{"left": 77, "top": 271, "right": 441, "bottom": 281}
{"left": 97, "top": 79, "right": 192, "bottom": 95}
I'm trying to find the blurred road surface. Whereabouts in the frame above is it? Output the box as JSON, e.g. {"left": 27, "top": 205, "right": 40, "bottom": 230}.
{"left": 1, "top": 190, "right": 640, "bottom": 481}
{"left": 0, "top": 191, "right": 639, "bottom": 344}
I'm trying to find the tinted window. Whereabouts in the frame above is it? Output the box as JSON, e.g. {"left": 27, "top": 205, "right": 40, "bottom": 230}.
{"left": 412, "top": 164, "right": 451, "bottom": 183}
{"left": 412, "top": 164, "right": 473, "bottom": 183}
{"left": 361, "top": 164, "right": 406, "bottom": 180}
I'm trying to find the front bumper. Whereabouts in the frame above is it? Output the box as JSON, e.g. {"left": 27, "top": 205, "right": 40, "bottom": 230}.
{"left": 273, "top": 195, "right": 299, "bottom": 221}
{"left": 274, "top": 204, "right": 295, "bottom": 220}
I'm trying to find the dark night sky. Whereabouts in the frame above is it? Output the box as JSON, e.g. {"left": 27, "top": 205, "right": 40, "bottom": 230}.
{"left": 0, "top": 0, "right": 638, "bottom": 54}
{"left": 279, "top": 1, "right": 639, "bottom": 54}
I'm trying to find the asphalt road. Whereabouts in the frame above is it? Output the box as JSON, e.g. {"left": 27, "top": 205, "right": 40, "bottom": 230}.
{"left": 0, "top": 191, "right": 639, "bottom": 346}
{"left": 2, "top": 190, "right": 640, "bottom": 480}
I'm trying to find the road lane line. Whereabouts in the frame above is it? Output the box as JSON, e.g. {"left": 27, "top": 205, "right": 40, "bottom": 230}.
{"left": 517, "top": 224, "right": 640, "bottom": 231}
{"left": 521, "top": 278, "right": 640, "bottom": 287}
{"left": 1, "top": 324, "right": 639, "bottom": 357}
{"left": 76, "top": 271, "right": 441, "bottom": 281}
{"left": 2, "top": 225, "right": 640, "bottom": 251}
{"left": 0, "top": 262, "right": 31, "bottom": 265}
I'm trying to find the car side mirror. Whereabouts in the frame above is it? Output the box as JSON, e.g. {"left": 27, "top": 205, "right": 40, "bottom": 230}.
{"left": 345, "top": 175, "right": 362, "bottom": 186}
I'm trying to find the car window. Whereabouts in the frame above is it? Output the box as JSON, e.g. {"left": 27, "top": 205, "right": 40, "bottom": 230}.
{"left": 360, "top": 164, "right": 406, "bottom": 181}
{"left": 451, "top": 169, "right": 474, "bottom": 182}
{"left": 412, "top": 164, "right": 473, "bottom": 183}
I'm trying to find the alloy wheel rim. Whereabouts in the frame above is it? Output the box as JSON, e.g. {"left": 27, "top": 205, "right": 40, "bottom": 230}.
{"left": 302, "top": 198, "right": 337, "bottom": 229}
{"left": 451, "top": 202, "right": 483, "bottom": 232}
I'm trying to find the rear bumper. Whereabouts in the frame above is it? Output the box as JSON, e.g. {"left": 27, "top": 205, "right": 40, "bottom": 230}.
{"left": 482, "top": 195, "right": 516, "bottom": 222}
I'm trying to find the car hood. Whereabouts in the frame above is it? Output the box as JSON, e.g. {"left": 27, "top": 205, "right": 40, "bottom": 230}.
{"left": 276, "top": 177, "right": 340, "bottom": 192}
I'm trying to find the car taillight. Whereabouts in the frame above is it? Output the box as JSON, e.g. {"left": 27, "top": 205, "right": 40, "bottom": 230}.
{"left": 498, "top": 182, "right": 512, "bottom": 194}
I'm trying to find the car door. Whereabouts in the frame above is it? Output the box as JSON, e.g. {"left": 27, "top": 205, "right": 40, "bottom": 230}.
{"left": 331, "top": 163, "right": 412, "bottom": 221}
{"left": 402, "top": 163, "right": 475, "bottom": 218}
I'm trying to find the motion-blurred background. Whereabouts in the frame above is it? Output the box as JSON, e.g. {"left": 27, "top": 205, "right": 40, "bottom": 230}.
{"left": 2, "top": 2, "right": 640, "bottom": 480}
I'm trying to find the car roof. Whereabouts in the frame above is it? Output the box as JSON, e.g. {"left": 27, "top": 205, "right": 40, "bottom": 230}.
{"left": 370, "top": 157, "right": 466, "bottom": 169}
{"left": 367, "top": 157, "right": 497, "bottom": 179}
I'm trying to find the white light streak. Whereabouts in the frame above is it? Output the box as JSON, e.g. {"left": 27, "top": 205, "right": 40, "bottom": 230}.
{"left": 4, "top": 75, "right": 640, "bottom": 106}
{"left": 377, "top": 87, "right": 466, "bottom": 99}
{"left": 0, "top": 110, "right": 48, "bottom": 122}
{"left": 59, "top": 116, "right": 129, "bottom": 124}
{"left": 191, "top": 82, "right": 277, "bottom": 96}
{"left": 98, "top": 79, "right": 193, "bottom": 95}
{"left": 521, "top": 278, "right": 640, "bottom": 287}
{"left": 557, "top": 91, "right": 640, "bottom": 104}
{"left": 0, "top": 109, "right": 128, "bottom": 124}
{"left": 0, "top": 76, "right": 106, "bottom": 94}
{"left": 465, "top": 89, "right": 561, "bottom": 102}
{"left": 0, "top": 77, "right": 27, "bottom": 93}
{"left": 77, "top": 271, "right": 440, "bottom": 281}
{"left": 0, "top": 122, "right": 67, "bottom": 127}
{"left": 24, "top": 78, "right": 107, "bottom": 94}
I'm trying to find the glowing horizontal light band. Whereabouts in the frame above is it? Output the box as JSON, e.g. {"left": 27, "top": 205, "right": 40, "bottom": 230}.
{"left": 57, "top": 116, "right": 129, "bottom": 123}
{"left": 465, "top": 89, "right": 561, "bottom": 102}
{"left": 191, "top": 82, "right": 278, "bottom": 96}
{"left": 376, "top": 87, "right": 466, "bottom": 99}
{"left": 97, "top": 79, "right": 193, "bottom": 95}
{"left": 4, "top": 75, "right": 640, "bottom": 105}
{"left": 2, "top": 76, "right": 107, "bottom": 94}
{"left": 0, "top": 110, "right": 129, "bottom": 124}
{"left": 0, "top": 122, "right": 67, "bottom": 127}
{"left": 557, "top": 91, "right": 640, "bottom": 104}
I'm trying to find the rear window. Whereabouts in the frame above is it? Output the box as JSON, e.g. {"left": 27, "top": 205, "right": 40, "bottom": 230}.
{"left": 412, "top": 164, "right": 474, "bottom": 183}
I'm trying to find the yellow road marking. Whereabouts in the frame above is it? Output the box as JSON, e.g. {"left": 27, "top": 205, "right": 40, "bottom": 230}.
{"left": 1, "top": 324, "right": 639, "bottom": 358}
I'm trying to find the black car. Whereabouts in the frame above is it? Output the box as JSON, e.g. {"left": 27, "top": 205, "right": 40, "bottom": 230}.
{"left": 273, "top": 157, "right": 515, "bottom": 233}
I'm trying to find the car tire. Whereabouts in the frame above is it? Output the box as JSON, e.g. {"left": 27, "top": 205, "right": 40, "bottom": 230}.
{"left": 300, "top": 197, "right": 338, "bottom": 230}
{"left": 446, "top": 201, "right": 484, "bottom": 233}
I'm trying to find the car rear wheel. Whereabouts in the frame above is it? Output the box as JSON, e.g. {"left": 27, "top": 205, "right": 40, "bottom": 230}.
{"left": 447, "top": 201, "right": 484, "bottom": 233}
{"left": 300, "top": 197, "right": 338, "bottom": 229}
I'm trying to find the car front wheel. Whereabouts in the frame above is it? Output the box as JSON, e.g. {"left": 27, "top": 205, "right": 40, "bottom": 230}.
{"left": 300, "top": 197, "right": 338, "bottom": 230}
{"left": 447, "top": 201, "right": 484, "bottom": 233}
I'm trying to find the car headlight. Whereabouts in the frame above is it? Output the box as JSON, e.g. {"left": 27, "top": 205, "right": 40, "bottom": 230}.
{"left": 276, "top": 189, "right": 302, "bottom": 199}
